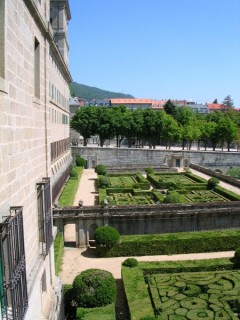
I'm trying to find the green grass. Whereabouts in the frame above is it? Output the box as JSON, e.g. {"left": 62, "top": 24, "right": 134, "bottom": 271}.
{"left": 58, "top": 166, "right": 83, "bottom": 206}
{"left": 54, "top": 232, "right": 64, "bottom": 275}
{"left": 76, "top": 303, "right": 115, "bottom": 320}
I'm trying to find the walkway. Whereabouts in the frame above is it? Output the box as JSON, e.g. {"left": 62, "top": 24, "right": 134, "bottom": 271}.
{"left": 73, "top": 168, "right": 97, "bottom": 206}
{"left": 190, "top": 168, "right": 240, "bottom": 195}
{"left": 60, "top": 248, "right": 234, "bottom": 283}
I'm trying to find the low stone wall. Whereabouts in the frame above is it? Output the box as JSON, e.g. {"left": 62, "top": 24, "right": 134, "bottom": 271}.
{"left": 72, "top": 146, "right": 240, "bottom": 170}
{"left": 190, "top": 163, "right": 240, "bottom": 188}
{"left": 53, "top": 202, "right": 240, "bottom": 247}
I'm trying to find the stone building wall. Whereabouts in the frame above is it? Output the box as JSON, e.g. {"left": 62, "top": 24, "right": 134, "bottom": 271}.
{"left": 0, "top": 0, "right": 71, "bottom": 319}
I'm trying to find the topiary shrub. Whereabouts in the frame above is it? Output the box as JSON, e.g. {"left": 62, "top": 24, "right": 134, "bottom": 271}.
{"left": 122, "top": 258, "right": 139, "bottom": 268}
{"left": 95, "top": 164, "right": 107, "bottom": 176}
{"left": 75, "top": 156, "right": 86, "bottom": 167}
{"left": 163, "top": 192, "right": 186, "bottom": 204}
{"left": 72, "top": 269, "right": 116, "bottom": 308}
{"left": 207, "top": 177, "right": 220, "bottom": 189}
{"left": 234, "top": 248, "right": 240, "bottom": 265}
{"left": 99, "top": 176, "right": 110, "bottom": 188}
{"left": 70, "top": 167, "right": 78, "bottom": 178}
{"left": 145, "top": 167, "right": 154, "bottom": 174}
{"left": 95, "top": 226, "right": 120, "bottom": 248}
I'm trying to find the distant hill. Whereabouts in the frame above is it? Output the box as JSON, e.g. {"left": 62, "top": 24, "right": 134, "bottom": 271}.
{"left": 70, "top": 82, "right": 134, "bottom": 100}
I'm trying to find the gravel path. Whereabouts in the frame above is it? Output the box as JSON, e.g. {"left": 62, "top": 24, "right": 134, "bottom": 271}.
{"left": 60, "top": 248, "right": 234, "bottom": 283}
{"left": 73, "top": 169, "right": 98, "bottom": 206}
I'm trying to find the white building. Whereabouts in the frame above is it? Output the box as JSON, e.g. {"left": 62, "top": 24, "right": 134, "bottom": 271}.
{"left": 0, "top": 0, "right": 72, "bottom": 319}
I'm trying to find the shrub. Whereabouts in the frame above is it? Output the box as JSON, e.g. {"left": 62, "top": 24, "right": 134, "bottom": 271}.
{"left": 140, "top": 317, "right": 156, "bottom": 320}
{"left": 145, "top": 167, "right": 154, "bottom": 174}
{"left": 95, "top": 164, "right": 107, "bottom": 176}
{"left": 54, "top": 232, "right": 64, "bottom": 275}
{"left": 72, "top": 269, "right": 116, "bottom": 308}
{"left": 76, "top": 156, "right": 86, "bottom": 167}
{"left": 133, "top": 183, "right": 141, "bottom": 189}
{"left": 163, "top": 192, "right": 186, "bottom": 204}
{"left": 234, "top": 248, "right": 240, "bottom": 264}
{"left": 70, "top": 167, "right": 79, "bottom": 178}
{"left": 99, "top": 176, "right": 110, "bottom": 188}
{"left": 207, "top": 177, "right": 219, "bottom": 189}
{"left": 95, "top": 226, "right": 120, "bottom": 248}
{"left": 122, "top": 258, "right": 139, "bottom": 268}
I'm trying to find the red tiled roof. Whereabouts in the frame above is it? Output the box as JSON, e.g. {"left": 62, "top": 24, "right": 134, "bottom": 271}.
{"left": 110, "top": 98, "right": 152, "bottom": 104}
{"left": 207, "top": 103, "right": 223, "bottom": 110}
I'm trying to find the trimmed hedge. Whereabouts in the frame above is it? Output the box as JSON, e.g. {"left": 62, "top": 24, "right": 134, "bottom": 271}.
{"left": 54, "top": 232, "right": 64, "bottom": 275}
{"left": 98, "top": 230, "right": 240, "bottom": 257}
{"left": 122, "top": 266, "right": 155, "bottom": 319}
{"left": 76, "top": 303, "right": 115, "bottom": 320}
{"left": 214, "top": 186, "right": 240, "bottom": 201}
{"left": 95, "top": 226, "right": 120, "bottom": 248}
{"left": 58, "top": 166, "right": 83, "bottom": 206}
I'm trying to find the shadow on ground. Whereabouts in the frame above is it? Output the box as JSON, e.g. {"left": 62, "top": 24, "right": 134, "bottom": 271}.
{"left": 80, "top": 247, "right": 98, "bottom": 258}
{"left": 115, "top": 279, "right": 130, "bottom": 320}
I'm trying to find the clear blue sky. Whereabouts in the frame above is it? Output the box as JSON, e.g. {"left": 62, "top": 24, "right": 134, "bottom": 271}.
{"left": 68, "top": 0, "right": 240, "bottom": 106}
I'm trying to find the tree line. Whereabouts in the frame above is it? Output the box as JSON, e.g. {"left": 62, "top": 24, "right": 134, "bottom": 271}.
{"left": 70, "top": 102, "right": 240, "bottom": 151}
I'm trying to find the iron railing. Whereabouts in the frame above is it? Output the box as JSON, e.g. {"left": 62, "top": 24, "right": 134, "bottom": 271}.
{"left": 37, "top": 178, "right": 53, "bottom": 257}
{"left": 0, "top": 207, "right": 28, "bottom": 320}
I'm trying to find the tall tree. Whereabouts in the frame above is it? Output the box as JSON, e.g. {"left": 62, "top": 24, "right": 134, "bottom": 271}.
{"left": 70, "top": 106, "right": 97, "bottom": 146}
{"left": 95, "top": 107, "right": 115, "bottom": 147}
{"left": 222, "top": 95, "right": 234, "bottom": 109}
{"left": 163, "top": 99, "right": 176, "bottom": 116}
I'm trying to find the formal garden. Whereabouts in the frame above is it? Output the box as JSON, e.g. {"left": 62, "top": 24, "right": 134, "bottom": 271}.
{"left": 96, "top": 165, "right": 240, "bottom": 206}
{"left": 122, "top": 256, "right": 240, "bottom": 320}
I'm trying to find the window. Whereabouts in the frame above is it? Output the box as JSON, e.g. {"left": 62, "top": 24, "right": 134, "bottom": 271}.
{"left": 0, "top": 207, "right": 28, "bottom": 320}
{"left": 34, "top": 38, "right": 40, "bottom": 98}
{"left": 37, "top": 178, "right": 53, "bottom": 257}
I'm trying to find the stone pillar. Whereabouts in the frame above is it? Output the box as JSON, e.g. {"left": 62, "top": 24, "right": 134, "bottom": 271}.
{"left": 77, "top": 218, "right": 88, "bottom": 247}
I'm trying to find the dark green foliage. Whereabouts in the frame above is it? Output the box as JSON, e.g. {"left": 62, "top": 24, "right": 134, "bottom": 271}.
{"left": 98, "top": 176, "right": 110, "bottom": 188}
{"left": 95, "top": 226, "right": 120, "bottom": 248}
{"left": 227, "top": 167, "right": 240, "bottom": 179}
{"left": 234, "top": 248, "right": 240, "bottom": 264}
{"left": 72, "top": 269, "right": 116, "bottom": 308}
{"left": 76, "top": 156, "right": 86, "bottom": 167}
{"left": 145, "top": 167, "right": 154, "bottom": 174}
{"left": 70, "top": 82, "right": 134, "bottom": 100}
{"left": 54, "top": 232, "right": 64, "bottom": 275}
{"left": 164, "top": 191, "right": 186, "bottom": 203}
{"left": 99, "top": 230, "right": 240, "bottom": 257}
{"left": 70, "top": 167, "right": 79, "bottom": 178}
{"left": 140, "top": 317, "right": 156, "bottom": 320}
{"left": 207, "top": 177, "right": 220, "bottom": 189}
{"left": 122, "top": 258, "right": 139, "bottom": 268}
{"left": 64, "top": 285, "right": 77, "bottom": 319}
{"left": 95, "top": 164, "right": 107, "bottom": 176}
{"left": 133, "top": 183, "right": 141, "bottom": 189}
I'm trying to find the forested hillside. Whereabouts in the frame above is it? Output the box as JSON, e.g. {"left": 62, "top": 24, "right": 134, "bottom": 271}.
{"left": 70, "top": 82, "right": 134, "bottom": 100}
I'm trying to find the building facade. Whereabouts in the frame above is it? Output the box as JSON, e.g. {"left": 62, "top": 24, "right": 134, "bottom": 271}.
{"left": 0, "top": 0, "right": 72, "bottom": 319}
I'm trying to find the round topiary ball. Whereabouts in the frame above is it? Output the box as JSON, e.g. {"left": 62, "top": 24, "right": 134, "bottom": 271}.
{"left": 95, "top": 164, "right": 107, "bottom": 176}
{"left": 163, "top": 192, "right": 185, "bottom": 204}
{"left": 95, "top": 226, "right": 120, "bottom": 248}
{"left": 122, "top": 258, "right": 139, "bottom": 268}
{"left": 207, "top": 177, "right": 219, "bottom": 189}
{"left": 72, "top": 269, "right": 116, "bottom": 308}
{"left": 75, "top": 156, "right": 86, "bottom": 167}
{"left": 70, "top": 168, "right": 78, "bottom": 178}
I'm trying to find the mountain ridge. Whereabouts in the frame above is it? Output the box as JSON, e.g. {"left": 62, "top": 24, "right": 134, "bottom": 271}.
{"left": 70, "top": 82, "right": 135, "bottom": 100}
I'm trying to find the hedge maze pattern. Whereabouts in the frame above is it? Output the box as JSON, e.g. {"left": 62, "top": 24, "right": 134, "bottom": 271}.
{"left": 183, "top": 190, "right": 229, "bottom": 203}
{"left": 147, "top": 270, "right": 240, "bottom": 320}
{"left": 110, "top": 192, "right": 155, "bottom": 205}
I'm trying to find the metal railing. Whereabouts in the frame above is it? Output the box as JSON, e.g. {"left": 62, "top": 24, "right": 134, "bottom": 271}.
{"left": 0, "top": 207, "right": 28, "bottom": 320}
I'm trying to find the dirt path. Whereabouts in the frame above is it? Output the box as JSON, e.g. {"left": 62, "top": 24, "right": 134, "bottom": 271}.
{"left": 60, "top": 247, "right": 234, "bottom": 283}
{"left": 190, "top": 168, "right": 240, "bottom": 194}
{"left": 73, "top": 169, "right": 98, "bottom": 206}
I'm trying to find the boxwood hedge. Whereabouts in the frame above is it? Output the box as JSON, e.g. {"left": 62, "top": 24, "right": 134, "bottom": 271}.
{"left": 98, "top": 230, "right": 240, "bottom": 257}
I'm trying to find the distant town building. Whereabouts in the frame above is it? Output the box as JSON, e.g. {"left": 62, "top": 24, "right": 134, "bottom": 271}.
{"left": 110, "top": 98, "right": 152, "bottom": 109}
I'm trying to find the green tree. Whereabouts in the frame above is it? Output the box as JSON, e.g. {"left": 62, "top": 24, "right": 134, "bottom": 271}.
{"left": 112, "top": 105, "right": 127, "bottom": 147}
{"left": 222, "top": 95, "right": 234, "bottom": 109}
{"left": 70, "top": 106, "right": 97, "bottom": 146}
{"left": 161, "top": 113, "right": 180, "bottom": 149}
{"left": 163, "top": 99, "right": 176, "bottom": 116}
{"left": 95, "top": 107, "right": 115, "bottom": 147}
{"left": 217, "top": 117, "right": 237, "bottom": 151}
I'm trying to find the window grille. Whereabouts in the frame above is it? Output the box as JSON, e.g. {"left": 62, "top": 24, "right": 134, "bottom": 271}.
{"left": 0, "top": 207, "right": 28, "bottom": 320}
{"left": 37, "top": 178, "right": 53, "bottom": 257}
